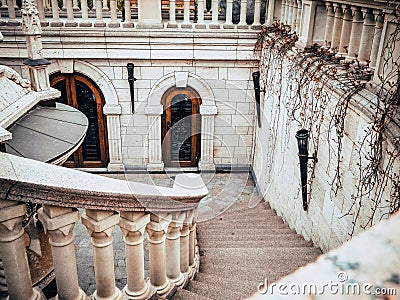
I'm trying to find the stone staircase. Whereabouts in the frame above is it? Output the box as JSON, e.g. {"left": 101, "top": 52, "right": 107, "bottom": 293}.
{"left": 173, "top": 195, "right": 322, "bottom": 299}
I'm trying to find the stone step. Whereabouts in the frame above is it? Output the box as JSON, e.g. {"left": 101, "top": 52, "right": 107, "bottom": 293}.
{"left": 187, "top": 279, "right": 240, "bottom": 300}
{"left": 198, "top": 238, "right": 314, "bottom": 249}
{"left": 173, "top": 288, "right": 212, "bottom": 300}
{"left": 197, "top": 219, "right": 287, "bottom": 230}
{"left": 218, "top": 202, "right": 270, "bottom": 215}
{"left": 197, "top": 232, "right": 305, "bottom": 242}
{"left": 196, "top": 227, "right": 297, "bottom": 237}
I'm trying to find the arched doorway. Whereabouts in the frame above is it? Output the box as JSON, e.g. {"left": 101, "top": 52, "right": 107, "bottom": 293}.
{"left": 162, "top": 88, "right": 201, "bottom": 167}
{"left": 50, "top": 73, "right": 109, "bottom": 168}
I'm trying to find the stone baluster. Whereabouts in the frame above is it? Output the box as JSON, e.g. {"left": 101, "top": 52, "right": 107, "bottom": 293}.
{"left": 369, "top": 10, "right": 383, "bottom": 69}
{"left": 123, "top": 0, "right": 133, "bottom": 27}
{"left": 50, "top": 0, "right": 62, "bottom": 26}
{"left": 292, "top": 0, "right": 298, "bottom": 32}
{"left": 210, "top": 0, "right": 220, "bottom": 29}
{"left": 0, "top": 11, "right": 4, "bottom": 26}
{"left": 358, "top": 8, "right": 375, "bottom": 65}
{"left": 346, "top": 6, "right": 363, "bottom": 61}
{"left": 7, "top": 0, "right": 19, "bottom": 25}
{"left": 109, "top": 0, "right": 119, "bottom": 27}
{"left": 0, "top": 201, "right": 41, "bottom": 300}
{"left": 62, "top": 0, "right": 66, "bottom": 11}
{"left": 280, "top": 0, "right": 286, "bottom": 23}
{"left": 35, "top": 0, "right": 48, "bottom": 26}
{"left": 284, "top": 0, "right": 290, "bottom": 24}
{"left": 72, "top": 0, "right": 79, "bottom": 10}
{"left": 65, "top": 0, "right": 77, "bottom": 27}
{"left": 119, "top": 212, "right": 151, "bottom": 299}
{"left": 180, "top": 212, "right": 193, "bottom": 276}
{"left": 168, "top": 0, "right": 177, "bottom": 28}
{"left": 188, "top": 222, "right": 196, "bottom": 275}
{"left": 251, "top": 0, "right": 261, "bottom": 29}
{"left": 237, "top": 0, "right": 248, "bottom": 29}
{"left": 80, "top": 0, "right": 91, "bottom": 27}
{"left": 287, "top": 0, "right": 293, "bottom": 27}
{"left": 223, "top": 0, "right": 234, "bottom": 28}
{"left": 102, "top": 0, "right": 108, "bottom": 11}
{"left": 324, "top": 2, "right": 334, "bottom": 48}
{"left": 81, "top": 210, "right": 122, "bottom": 300}
{"left": 166, "top": 214, "right": 185, "bottom": 286}
{"left": 94, "top": 0, "right": 106, "bottom": 27}
{"left": 38, "top": 205, "right": 86, "bottom": 300}
{"left": 337, "top": 5, "right": 352, "bottom": 56}
{"left": 146, "top": 214, "right": 171, "bottom": 295}
{"left": 265, "top": 0, "right": 275, "bottom": 26}
{"left": 296, "top": 0, "right": 302, "bottom": 33}
{"left": 331, "top": 3, "right": 343, "bottom": 50}
{"left": 182, "top": 0, "right": 192, "bottom": 28}
{"left": 196, "top": 0, "right": 206, "bottom": 28}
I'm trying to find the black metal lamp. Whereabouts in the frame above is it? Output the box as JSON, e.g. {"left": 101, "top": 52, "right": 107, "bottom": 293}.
{"left": 252, "top": 71, "right": 263, "bottom": 127}
{"left": 295, "top": 129, "right": 317, "bottom": 211}
{"left": 127, "top": 63, "right": 137, "bottom": 114}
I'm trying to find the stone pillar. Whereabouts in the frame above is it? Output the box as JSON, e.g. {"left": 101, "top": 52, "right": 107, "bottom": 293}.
{"left": 104, "top": 104, "right": 125, "bottom": 172}
{"left": 196, "top": 0, "right": 206, "bottom": 28}
{"left": 0, "top": 201, "right": 41, "bottom": 300}
{"left": 166, "top": 218, "right": 184, "bottom": 286}
{"left": 182, "top": 0, "right": 192, "bottom": 28}
{"left": 6, "top": 0, "right": 19, "bottom": 25}
{"left": 358, "top": 8, "right": 375, "bottom": 65}
{"left": 296, "top": 0, "right": 302, "bottom": 34}
{"left": 38, "top": 205, "right": 86, "bottom": 300}
{"left": 167, "top": 0, "right": 177, "bottom": 28}
{"left": 109, "top": 0, "right": 119, "bottom": 27}
{"left": 210, "top": 0, "right": 220, "bottom": 29}
{"left": 35, "top": 0, "right": 48, "bottom": 26}
{"left": 137, "top": 0, "right": 163, "bottom": 28}
{"left": 188, "top": 222, "right": 196, "bottom": 271}
{"left": 72, "top": 0, "right": 79, "bottom": 10}
{"left": 146, "top": 214, "right": 171, "bottom": 296}
{"left": 145, "top": 105, "right": 164, "bottom": 171}
{"left": 223, "top": 0, "right": 234, "bottom": 28}
{"left": 65, "top": 0, "right": 78, "bottom": 27}
{"left": 284, "top": 0, "right": 290, "bottom": 24}
{"left": 331, "top": 3, "right": 343, "bottom": 50}
{"left": 324, "top": 2, "right": 335, "bottom": 48}
{"left": 199, "top": 104, "right": 217, "bottom": 171}
{"left": 346, "top": 6, "right": 363, "bottom": 61}
{"left": 102, "top": 0, "right": 108, "bottom": 11}
{"left": 338, "top": 5, "right": 352, "bottom": 56}
{"left": 280, "top": 0, "right": 286, "bottom": 23}
{"left": 80, "top": 0, "right": 91, "bottom": 27}
{"left": 251, "top": 0, "right": 261, "bottom": 29}
{"left": 369, "top": 10, "right": 383, "bottom": 69}
{"left": 119, "top": 212, "right": 151, "bottom": 300}
{"left": 287, "top": 0, "right": 293, "bottom": 27}
{"left": 266, "top": 0, "right": 275, "bottom": 26}
{"left": 50, "top": 0, "right": 63, "bottom": 27}
{"left": 123, "top": 0, "right": 133, "bottom": 28}
{"left": 292, "top": 0, "right": 298, "bottom": 32}
{"left": 238, "top": 0, "right": 248, "bottom": 28}
{"left": 81, "top": 210, "right": 122, "bottom": 300}
{"left": 180, "top": 224, "right": 190, "bottom": 275}
{"left": 94, "top": 0, "right": 106, "bottom": 27}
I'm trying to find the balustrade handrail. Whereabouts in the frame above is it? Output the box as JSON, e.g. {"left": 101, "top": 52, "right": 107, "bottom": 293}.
{"left": 0, "top": 152, "right": 208, "bottom": 211}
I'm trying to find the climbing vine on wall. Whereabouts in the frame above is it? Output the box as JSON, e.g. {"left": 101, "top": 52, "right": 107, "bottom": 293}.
{"left": 255, "top": 18, "right": 400, "bottom": 236}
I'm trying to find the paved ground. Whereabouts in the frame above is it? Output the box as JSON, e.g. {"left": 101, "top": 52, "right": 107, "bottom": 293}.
{"left": 72, "top": 172, "right": 261, "bottom": 295}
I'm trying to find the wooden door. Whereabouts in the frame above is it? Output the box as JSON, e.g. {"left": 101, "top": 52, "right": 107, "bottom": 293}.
{"left": 162, "top": 88, "right": 201, "bottom": 167}
{"left": 50, "top": 74, "right": 109, "bottom": 168}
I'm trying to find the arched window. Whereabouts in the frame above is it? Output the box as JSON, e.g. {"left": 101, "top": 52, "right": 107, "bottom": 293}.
{"left": 162, "top": 87, "right": 201, "bottom": 167}
{"left": 50, "top": 73, "right": 109, "bottom": 168}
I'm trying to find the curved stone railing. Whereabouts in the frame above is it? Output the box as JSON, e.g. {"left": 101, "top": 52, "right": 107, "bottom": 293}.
{"left": 0, "top": 0, "right": 266, "bottom": 29}
{"left": 0, "top": 152, "right": 208, "bottom": 299}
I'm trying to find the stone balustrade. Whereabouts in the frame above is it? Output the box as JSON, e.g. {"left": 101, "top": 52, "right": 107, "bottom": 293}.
{"left": 0, "top": 0, "right": 266, "bottom": 29}
{"left": 0, "top": 152, "right": 208, "bottom": 299}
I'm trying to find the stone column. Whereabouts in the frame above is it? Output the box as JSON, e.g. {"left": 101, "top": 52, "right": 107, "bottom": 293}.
{"left": 251, "top": 0, "right": 261, "bottom": 29}
{"left": 182, "top": 0, "right": 192, "bottom": 28}
{"left": 65, "top": 0, "right": 77, "bottom": 27}
{"left": 223, "top": 0, "right": 234, "bottom": 29}
{"left": 196, "top": 0, "right": 206, "bottom": 28}
{"left": 7, "top": 0, "right": 19, "bottom": 25}
{"left": 188, "top": 222, "right": 196, "bottom": 272}
{"left": 284, "top": 0, "right": 290, "bottom": 24}
{"left": 199, "top": 104, "right": 217, "bottom": 171}
{"left": 210, "top": 0, "right": 220, "bottom": 28}
{"left": 0, "top": 201, "right": 40, "bottom": 300}
{"left": 35, "top": 0, "right": 48, "bottom": 26}
{"left": 38, "top": 205, "right": 86, "bottom": 300}
{"left": 166, "top": 219, "right": 184, "bottom": 286}
{"left": 324, "top": 2, "right": 334, "bottom": 48}
{"left": 102, "top": 0, "right": 108, "bottom": 11}
{"left": 50, "top": 0, "right": 63, "bottom": 27}
{"left": 287, "top": 0, "right": 293, "bottom": 27}
{"left": 81, "top": 210, "right": 122, "bottom": 300}
{"left": 119, "top": 212, "right": 151, "bottom": 300}
{"left": 266, "top": 0, "right": 275, "bottom": 26}
{"left": 280, "top": 0, "right": 286, "bottom": 23}
{"left": 338, "top": 5, "right": 352, "bottom": 56}
{"left": 292, "top": 0, "right": 298, "bottom": 32}
{"left": 167, "top": 0, "right": 177, "bottom": 28}
{"left": 109, "top": 0, "right": 119, "bottom": 27}
{"left": 104, "top": 104, "right": 125, "bottom": 172}
{"left": 296, "top": 0, "right": 302, "bottom": 34}
{"left": 237, "top": 0, "right": 248, "bottom": 29}
{"left": 180, "top": 224, "right": 190, "bottom": 275}
{"left": 358, "top": 8, "right": 375, "bottom": 65}
{"left": 346, "top": 6, "right": 363, "bottom": 61}
{"left": 123, "top": 0, "right": 133, "bottom": 28}
{"left": 145, "top": 105, "right": 164, "bottom": 171}
{"left": 331, "top": 3, "right": 343, "bottom": 50}
{"left": 80, "top": 0, "right": 92, "bottom": 27}
{"left": 146, "top": 214, "right": 171, "bottom": 296}
{"left": 369, "top": 10, "right": 383, "bottom": 69}
{"left": 94, "top": 0, "right": 106, "bottom": 27}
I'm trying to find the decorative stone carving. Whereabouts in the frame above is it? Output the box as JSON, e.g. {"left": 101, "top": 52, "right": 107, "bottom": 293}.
{"left": 0, "top": 65, "right": 31, "bottom": 88}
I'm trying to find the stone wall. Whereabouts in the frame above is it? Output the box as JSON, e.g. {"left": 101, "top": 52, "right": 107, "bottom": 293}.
{"left": 252, "top": 52, "right": 400, "bottom": 252}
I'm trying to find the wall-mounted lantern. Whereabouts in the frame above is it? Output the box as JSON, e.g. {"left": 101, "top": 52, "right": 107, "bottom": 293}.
{"left": 295, "top": 129, "right": 317, "bottom": 211}
{"left": 127, "top": 63, "right": 137, "bottom": 114}
{"left": 252, "top": 71, "right": 264, "bottom": 128}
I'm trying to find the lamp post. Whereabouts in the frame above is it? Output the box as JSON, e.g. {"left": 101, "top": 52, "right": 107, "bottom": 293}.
{"left": 252, "top": 71, "right": 263, "bottom": 127}
{"left": 127, "top": 63, "right": 137, "bottom": 114}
